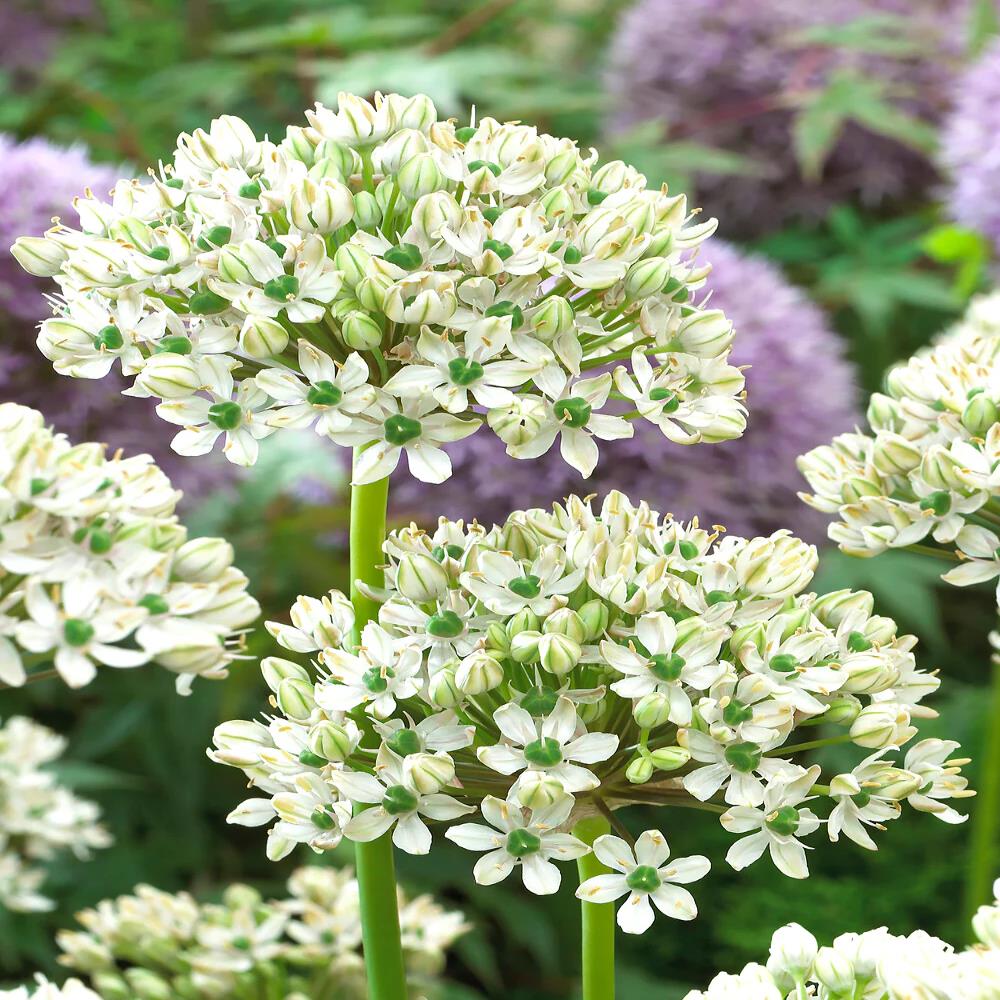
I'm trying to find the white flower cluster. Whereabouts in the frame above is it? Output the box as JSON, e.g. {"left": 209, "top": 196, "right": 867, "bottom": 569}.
{"left": 53, "top": 865, "right": 467, "bottom": 1000}
{"left": 211, "top": 492, "right": 970, "bottom": 935}
{"left": 11, "top": 91, "right": 746, "bottom": 484}
{"left": 0, "top": 403, "right": 259, "bottom": 691}
{"left": 683, "top": 877, "right": 1000, "bottom": 1000}
{"left": 799, "top": 292, "right": 1000, "bottom": 603}
{"left": 0, "top": 716, "right": 110, "bottom": 913}
{"left": 0, "top": 980, "right": 101, "bottom": 1000}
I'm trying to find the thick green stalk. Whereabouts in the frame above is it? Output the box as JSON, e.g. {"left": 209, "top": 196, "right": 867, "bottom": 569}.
{"left": 966, "top": 643, "right": 1000, "bottom": 922}
{"left": 574, "top": 814, "right": 616, "bottom": 1000}
{"left": 349, "top": 454, "right": 407, "bottom": 1000}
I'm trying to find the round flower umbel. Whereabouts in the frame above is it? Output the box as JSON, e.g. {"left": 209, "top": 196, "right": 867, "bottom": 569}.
{"left": 682, "top": 880, "right": 1000, "bottom": 1000}
{"left": 47, "top": 865, "right": 468, "bottom": 1000}
{"left": 0, "top": 403, "right": 259, "bottom": 691}
{"left": 211, "top": 492, "right": 970, "bottom": 931}
{"left": 12, "top": 91, "right": 747, "bottom": 480}
{"left": 0, "top": 716, "right": 111, "bottom": 913}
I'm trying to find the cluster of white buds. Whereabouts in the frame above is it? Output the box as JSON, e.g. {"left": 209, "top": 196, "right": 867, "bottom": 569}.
{"left": 52, "top": 865, "right": 467, "bottom": 1000}
{"left": 0, "top": 716, "right": 110, "bottom": 913}
{"left": 11, "top": 91, "right": 746, "bottom": 483}
{"left": 799, "top": 292, "right": 1000, "bottom": 605}
{"left": 210, "top": 491, "right": 970, "bottom": 935}
{"left": 683, "top": 877, "right": 1000, "bottom": 999}
{"left": 1, "top": 980, "right": 102, "bottom": 1000}
{"left": 0, "top": 403, "right": 259, "bottom": 691}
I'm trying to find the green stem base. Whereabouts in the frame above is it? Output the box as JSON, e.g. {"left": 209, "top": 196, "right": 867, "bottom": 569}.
{"left": 574, "top": 814, "right": 616, "bottom": 1000}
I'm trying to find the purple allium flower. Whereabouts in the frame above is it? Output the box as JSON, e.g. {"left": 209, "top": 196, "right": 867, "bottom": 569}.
{"left": 607, "top": 0, "right": 973, "bottom": 236}
{"left": 390, "top": 242, "right": 858, "bottom": 541}
{"left": 0, "top": 1, "right": 93, "bottom": 88}
{"left": 0, "top": 135, "right": 226, "bottom": 497}
{"left": 942, "top": 38, "right": 1000, "bottom": 251}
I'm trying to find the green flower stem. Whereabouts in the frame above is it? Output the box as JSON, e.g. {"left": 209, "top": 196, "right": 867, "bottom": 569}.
{"left": 966, "top": 640, "right": 1000, "bottom": 922}
{"left": 764, "top": 733, "right": 853, "bottom": 756}
{"left": 904, "top": 542, "right": 962, "bottom": 562}
{"left": 574, "top": 814, "right": 616, "bottom": 1000}
{"left": 349, "top": 452, "right": 407, "bottom": 1000}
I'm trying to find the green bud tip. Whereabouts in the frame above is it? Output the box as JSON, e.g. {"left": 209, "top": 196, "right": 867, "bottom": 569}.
{"left": 306, "top": 380, "right": 343, "bottom": 407}
{"left": 705, "top": 589, "right": 732, "bottom": 606}
{"left": 382, "top": 784, "right": 419, "bottom": 815}
{"left": 523, "top": 737, "right": 563, "bottom": 767}
{"left": 384, "top": 414, "right": 422, "bottom": 446}
{"left": 311, "top": 807, "right": 337, "bottom": 830}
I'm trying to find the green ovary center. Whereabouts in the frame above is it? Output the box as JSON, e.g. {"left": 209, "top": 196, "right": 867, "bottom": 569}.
{"left": 362, "top": 666, "right": 394, "bottom": 693}
{"left": 208, "top": 401, "right": 243, "bottom": 430}
{"left": 521, "top": 687, "right": 558, "bottom": 716}
{"left": 523, "top": 737, "right": 562, "bottom": 767}
{"left": 625, "top": 865, "right": 662, "bottom": 893}
{"left": 766, "top": 805, "right": 800, "bottom": 837}
{"left": 386, "top": 729, "right": 422, "bottom": 756}
{"left": 447, "top": 357, "right": 485, "bottom": 386}
{"left": 769, "top": 653, "right": 798, "bottom": 674}
{"left": 382, "top": 784, "right": 418, "bottom": 815}
{"left": 724, "top": 741, "right": 762, "bottom": 773}
{"left": 505, "top": 828, "right": 541, "bottom": 858}
{"left": 649, "top": 652, "right": 685, "bottom": 682}
{"left": 553, "top": 397, "right": 592, "bottom": 428}
{"left": 426, "top": 610, "right": 464, "bottom": 638}
{"left": 384, "top": 414, "right": 422, "bottom": 445}
{"left": 722, "top": 698, "right": 754, "bottom": 726}
{"left": 263, "top": 274, "right": 300, "bottom": 301}
{"left": 63, "top": 618, "right": 95, "bottom": 647}
{"left": 307, "top": 380, "right": 343, "bottom": 407}
{"left": 509, "top": 574, "right": 541, "bottom": 599}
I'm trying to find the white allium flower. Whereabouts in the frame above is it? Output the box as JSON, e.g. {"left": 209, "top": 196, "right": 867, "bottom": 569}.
{"left": 13, "top": 92, "right": 747, "bottom": 483}
{"left": 211, "top": 492, "right": 966, "bottom": 933}
{"left": 575, "top": 830, "right": 710, "bottom": 934}
{"left": 0, "top": 717, "right": 110, "bottom": 913}
{"left": 0, "top": 403, "right": 259, "bottom": 691}
{"left": 446, "top": 792, "right": 589, "bottom": 894}
{"left": 0, "top": 979, "right": 104, "bottom": 1000}
{"left": 50, "top": 864, "right": 467, "bottom": 1000}
{"left": 683, "top": 880, "right": 1000, "bottom": 999}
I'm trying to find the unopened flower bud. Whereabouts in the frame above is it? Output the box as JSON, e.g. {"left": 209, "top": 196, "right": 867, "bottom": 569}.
{"left": 872, "top": 768, "right": 922, "bottom": 800}
{"left": 239, "top": 315, "right": 288, "bottom": 358}
{"left": 428, "top": 666, "right": 461, "bottom": 708}
{"left": 625, "top": 756, "right": 654, "bottom": 784}
{"left": 277, "top": 677, "right": 316, "bottom": 721}
{"left": 872, "top": 433, "right": 922, "bottom": 475}
{"left": 353, "top": 191, "right": 381, "bottom": 229}
{"left": 539, "top": 633, "right": 581, "bottom": 675}
{"left": 315, "top": 138, "right": 357, "bottom": 176}
{"left": 542, "top": 608, "right": 586, "bottom": 643}
{"left": 578, "top": 600, "right": 610, "bottom": 641}
{"left": 406, "top": 751, "right": 455, "bottom": 794}
{"left": 674, "top": 310, "right": 734, "bottom": 357}
{"left": 973, "top": 893, "right": 1000, "bottom": 948}
{"left": 288, "top": 177, "right": 354, "bottom": 233}
{"left": 173, "top": 538, "right": 234, "bottom": 581}
{"left": 396, "top": 552, "right": 448, "bottom": 601}
{"left": 819, "top": 696, "right": 861, "bottom": 726}
{"left": 261, "top": 655, "right": 310, "bottom": 692}
{"left": 963, "top": 391, "right": 999, "bottom": 437}
{"left": 539, "top": 186, "right": 575, "bottom": 219}
{"left": 633, "top": 692, "right": 672, "bottom": 729}
{"left": 517, "top": 770, "right": 566, "bottom": 809}
{"left": 485, "top": 622, "right": 509, "bottom": 655}
{"left": 507, "top": 609, "right": 541, "bottom": 637}
{"left": 125, "top": 969, "right": 172, "bottom": 1000}
{"left": 531, "top": 296, "right": 575, "bottom": 340}
{"left": 625, "top": 257, "right": 672, "bottom": 301}
{"left": 510, "top": 630, "right": 542, "bottom": 663}
{"left": 334, "top": 243, "right": 372, "bottom": 287}
{"left": 650, "top": 746, "right": 690, "bottom": 771}
{"left": 10, "top": 236, "right": 68, "bottom": 276}
{"left": 488, "top": 397, "right": 548, "bottom": 447}
{"left": 341, "top": 311, "right": 383, "bottom": 350}
{"left": 218, "top": 245, "right": 254, "bottom": 283}
{"left": 456, "top": 651, "right": 503, "bottom": 694}
{"left": 850, "top": 704, "right": 911, "bottom": 748}
{"left": 135, "top": 353, "right": 202, "bottom": 398}
{"left": 769, "top": 923, "right": 817, "bottom": 979}
{"left": 411, "top": 191, "right": 462, "bottom": 240}
{"left": 545, "top": 150, "right": 579, "bottom": 186}
{"left": 814, "top": 946, "right": 855, "bottom": 994}
{"left": 309, "top": 720, "right": 355, "bottom": 762}
{"left": 355, "top": 274, "right": 390, "bottom": 312}
{"left": 398, "top": 152, "right": 445, "bottom": 200}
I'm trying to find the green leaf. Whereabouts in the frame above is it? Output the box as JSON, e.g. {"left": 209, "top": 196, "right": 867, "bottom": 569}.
{"left": 969, "top": 0, "right": 1000, "bottom": 56}
{"left": 789, "top": 15, "right": 936, "bottom": 58}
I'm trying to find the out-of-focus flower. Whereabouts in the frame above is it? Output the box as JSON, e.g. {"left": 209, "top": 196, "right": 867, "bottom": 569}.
{"left": 683, "top": 879, "right": 1000, "bottom": 998}
{"left": 393, "top": 241, "right": 857, "bottom": 541}
{"left": 0, "top": 403, "right": 259, "bottom": 692}
{"left": 0, "top": 716, "right": 110, "bottom": 913}
{"left": 0, "top": 1, "right": 93, "bottom": 90}
{"left": 53, "top": 866, "right": 467, "bottom": 999}
{"left": 607, "top": 0, "right": 973, "bottom": 235}
{"left": 942, "top": 38, "right": 1000, "bottom": 252}
{"left": 0, "top": 134, "right": 222, "bottom": 494}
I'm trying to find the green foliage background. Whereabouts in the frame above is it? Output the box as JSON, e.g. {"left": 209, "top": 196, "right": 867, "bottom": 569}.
{"left": 2, "top": 1, "right": 998, "bottom": 996}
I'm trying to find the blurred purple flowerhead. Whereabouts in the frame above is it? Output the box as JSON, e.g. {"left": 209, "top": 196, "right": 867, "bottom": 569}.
{"left": 942, "top": 37, "right": 1000, "bottom": 251}
{"left": 391, "top": 241, "right": 858, "bottom": 542}
{"left": 607, "top": 0, "right": 974, "bottom": 236}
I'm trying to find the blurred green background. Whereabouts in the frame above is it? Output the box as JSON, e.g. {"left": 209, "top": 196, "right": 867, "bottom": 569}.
{"left": 2, "top": 0, "right": 999, "bottom": 996}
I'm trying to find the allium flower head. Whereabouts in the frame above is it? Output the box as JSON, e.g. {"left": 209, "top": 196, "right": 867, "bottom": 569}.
{"left": 0, "top": 716, "right": 110, "bottom": 913}
{"left": 683, "top": 879, "right": 1000, "bottom": 998}
{"left": 0, "top": 403, "right": 259, "bottom": 691}
{"left": 11, "top": 92, "right": 746, "bottom": 483}
{"left": 53, "top": 865, "right": 467, "bottom": 999}
{"left": 211, "top": 491, "right": 969, "bottom": 932}
{"left": 392, "top": 240, "right": 857, "bottom": 539}
{"left": 942, "top": 37, "right": 1000, "bottom": 252}
{"left": 608, "top": 0, "right": 967, "bottom": 233}
{"left": 0, "top": 979, "right": 103, "bottom": 1000}
{"left": 799, "top": 291, "right": 1000, "bottom": 601}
